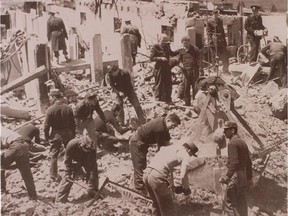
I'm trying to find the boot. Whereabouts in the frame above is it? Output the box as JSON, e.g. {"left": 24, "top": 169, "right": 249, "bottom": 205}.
{"left": 65, "top": 56, "right": 71, "bottom": 63}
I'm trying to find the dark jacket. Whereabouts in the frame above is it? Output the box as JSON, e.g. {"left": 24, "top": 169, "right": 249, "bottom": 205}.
{"left": 94, "top": 110, "right": 129, "bottom": 135}
{"left": 207, "top": 16, "right": 227, "bottom": 47}
{"left": 179, "top": 45, "right": 200, "bottom": 73}
{"left": 244, "top": 15, "right": 266, "bottom": 39}
{"left": 44, "top": 101, "right": 76, "bottom": 140}
{"left": 136, "top": 117, "right": 170, "bottom": 147}
{"left": 47, "top": 16, "right": 68, "bottom": 51}
{"left": 261, "top": 42, "right": 287, "bottom": 58}
{"left": 108, "top": 68, "right": 133, "bottom": 95}
{"left": 64, "top": 138, "right": 96, "bottom": 177}
{"left": 17, "top": 124, "right": 41, "bottom": 144}
{"left": 121, "top": 24, "right": 141, "bottom": 55}
{"left": 226, "top": 134, "right": 252, "bottom": 180}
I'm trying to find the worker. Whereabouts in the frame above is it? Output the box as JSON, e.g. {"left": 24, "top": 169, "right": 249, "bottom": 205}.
{"left": 17, "top": 123, "right": 47, "bottom": 155}
{"left": 260, "top": 37, "right": 287, "bottom": 87}
{"left": 206, "top": 9, "right": 230, "bottom": 74}
{"left": 219, "top": 121, "right": 253, "bottom": 216}
{"left": 178, "top": 36, "right": 201, "bottom": 106}
{"left": 74, "top": 90, "right": 107, "bottom": 146}
{"left": 44, "top": 90, "right": 76, "bottom": 181}
{"left": 143, "top": 143, "right": 198, "bottom": 216}
{"left": 106, "top": 65, "right": 146, "bottom": 126}
{"left": 94, "top": 104, "right": 131, "bottom": 150}
{"left": 244, "top": 5, "right": 268, "bottom": 64}
{"left": 47, "top": 9, "right": 71, "bottom": 64}
{"left": 1, "top": 127, "right": 37, "bottom": 200}
{"left": 120, "top": 20, "right": 142, "bottom": 65}
{"left": 129, "top": 113, "right": 181, "bottom": 195}
{"left": 150, "top": 33, "right": 178, "bottom": 104}
{"left": 56, "top": 135, "right": 98, "bottom": 203}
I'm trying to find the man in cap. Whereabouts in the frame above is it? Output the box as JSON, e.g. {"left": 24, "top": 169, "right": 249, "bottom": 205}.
{"left": 261, "top": 36, "right": 287, "bottom": 87}
{"left": 219, "top": 121, "right": 253, "bottom": 216}
{"left": 47, "top": 9, "right": 70, "bottom": 64}
{"left": 44, "top": 90, "right": 76, "bottom": 181}
{"left": 56, "top": 135, "right": 99, "bottom": 203}
{"left": 206, "top": 9, "right": 230, "bottom": 74}
{"left": 150, "top": 33, "right": 178, "bottom": 104}
{"left": 129, "top": 113, "right": 181, "bottom": 195}
{"left": 106, "top": 65, "right": 146, "bottom": 126}
{"left": 178, "top": 35, "right": 201, "bottom": 106}
{"left": 120, "top": 19, "right": 142, "bottom": 65}
{"left": 245, "top": 5, "right": 268, "bottom": 64}
{"left": 74, "top": 90, "right": 107, "bottom": 145}
{"left": 1, "top": 126, "right": 37, "bottom": 200}
{"left": 143, "top": 142, "right": 198, "bottom": 216}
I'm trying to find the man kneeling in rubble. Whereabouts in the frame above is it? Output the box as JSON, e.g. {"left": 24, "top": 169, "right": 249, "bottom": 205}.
{"left": 56, "top": 135, "right": 98, "bottom": 203}
{"left": 1, "top": 127, "right": 37, "bottom": 200}
{"left": 94, "top": 103, "right": 132, "bottom": 150}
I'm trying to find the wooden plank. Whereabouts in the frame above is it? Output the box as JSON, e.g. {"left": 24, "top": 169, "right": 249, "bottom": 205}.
{"left": 121, "top": 33, "right": 133, "bottom": 85}
{"left": 52, "top": 62, "right": 90, "bottom": 74}
{"left": 1, "top": 66, "right": 47, "bottom": 95}
{"left": 1, "top": 105, "right": 31, "bottom": 120}
{"left": 91, "top": 34, "right": 104, "bottom": 83}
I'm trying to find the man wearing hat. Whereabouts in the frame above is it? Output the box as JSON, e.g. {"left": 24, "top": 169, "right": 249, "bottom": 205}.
{"left": 47, "top": 9, "right": 70, "bottom": 64}
{"left": 56, "top": 135, "right": 98, "bottom": 203}
{"left": 120, "top": 19, "right": 142, "bottom": 65}
{"left": 219, "top": 121, "right": 253, "bottom": 216}
{"left": 206, "top": 8, "right": 230, "bottom": 74}
{"left": 106, "top": 65, "right": 146, "bottom": 126}
{"left": 150, "top": 33, "right": 178, "bottom": 104}
{"left": 129, "top": 113, "right": 181, "bottom": 195}
{"left": 178, "top": 35, "right": 201, "bottom": 106}
{"left": 44, "top": 90, "right": 76, "bottom": 181}
{"left": 245, "top": 5, "right": 268, "bottom": 64}
{"left": 143, "top": 142, "right": 198, "bottom": 216}
{"left": 74, "top": 90, "right": 107, "bottom": 146}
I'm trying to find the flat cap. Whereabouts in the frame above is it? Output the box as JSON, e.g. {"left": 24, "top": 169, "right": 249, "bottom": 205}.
{"left": 223, "top": 121, "right": 237, "bottom": 129}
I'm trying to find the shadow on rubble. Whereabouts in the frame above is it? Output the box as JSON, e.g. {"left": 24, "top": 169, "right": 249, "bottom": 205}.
{"left": 175, "top": 201, "right": 215, "bottom": 216}
{"left": 248, "top": 177, "right": 287, "bottom": 214}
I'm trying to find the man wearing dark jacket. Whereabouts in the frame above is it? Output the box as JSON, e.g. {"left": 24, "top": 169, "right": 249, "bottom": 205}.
{"left": 47, "top": 9, "right": 70, "bottom": 64}
{"left": 121, "top": 20, "right": 142, "bottom": 65}
{"left": 207, "top": 9, "right": 229, "bottom": 74}
{"left": 150, "top": 33, "right": 178, "bottom": 104}
{"left": 219, "top": 121, "right": 253, "bottom": 216}
{"left": 74, "top": 90, "right": 107, "bottom": 144}
{"left": 56, "top": 135, "right": 98, "bottom": 203}
{"left": 44, "top": 91, "right": 76, "bottom": 181}
{"left": 261, "top": 37, "right": 287, "bottom": 87}
{"left": 1, "top": 127, "right": 37, "bottom": 200}
{"left": 178, "top": 36, "right": 200, "bottom": 105}
{"left": 129, "top": 113, "right": 181, "bottom": 194}
{"left": 107, "top": 65, "right": 146, "bottom": 125}
{"left": 244, "top": 5, "right": 268, "bottom": 64}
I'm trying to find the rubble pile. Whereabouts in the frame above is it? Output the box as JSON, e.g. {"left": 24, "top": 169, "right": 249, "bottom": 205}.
{"left": 1, "top": 60, "right": 287, "bottom": 215}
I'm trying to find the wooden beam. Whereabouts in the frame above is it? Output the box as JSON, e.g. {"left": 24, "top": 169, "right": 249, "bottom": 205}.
{"left": 91, "top": 34, "right": 104, "bottom": 84}
{"left": 1, "top": 66, "right": 47, "bottom": 95}
{"left": 1, "top": 105, "right": 31, "bottom": 120}
{"left": 52, "top": 61, "right": 90, "bottom": 74}
{"left": 121, "top": 33, "right": 133, "bottom": 85}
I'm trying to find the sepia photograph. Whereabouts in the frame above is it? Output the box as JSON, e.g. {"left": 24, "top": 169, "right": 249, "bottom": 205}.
{"left": 0, "top": 0, "right": 287, "bottom": 215}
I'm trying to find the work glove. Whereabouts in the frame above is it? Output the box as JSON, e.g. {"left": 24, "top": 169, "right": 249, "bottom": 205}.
{"left": 183, "top": 187, "right": 191, "bottom": 196}
{"left": 174, "top": 185, "right": 184, "bottom": 194}
{"left": 219, "top": 176, "right": 230, "bottom": 185}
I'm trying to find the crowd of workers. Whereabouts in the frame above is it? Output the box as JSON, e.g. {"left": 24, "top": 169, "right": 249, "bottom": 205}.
{"left": 1, "top": 4, "right": 286, "bottom": 216}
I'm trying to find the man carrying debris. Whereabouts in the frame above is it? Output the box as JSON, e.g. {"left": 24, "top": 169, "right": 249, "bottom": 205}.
{"left": 74, "top": 90, "right": 107, "bottom": 145}
{"left": 206, "top": 9, "right": 230, "bottom": 74}
{"left": 56, "top": 135, "right": 98, "bottom": 203}
{"left": 219, "top": 121, "right": 253, "bottom": 216}
{"left": 129, "top": 113, "right": 181, "bottom": 195}
{"left": 44, "top": 91, "right": 76, "bottom": 181}
{"left": 106, "top": 65, "right": 146, "bottom": 126}
{"left": 178, "top": 36, "right": 201, "bottom": 106}
{"left": 121, "top": 19, "right": 142, "bottom": 65}
{"left": 150, "top": 33, "right": 178, "bottom": 104}
{"left": 245, "top": 5, "right": 268, "bottom": 65}
{"left": 47, "top": 9, "right": 71, "bottom": 64}
{"left": 1, "top": 127, "right": 37, "bottom": 200}
{"left": 143, "top": 143, "right": 198, "bottom": 216}
{"left": 260, "top": 37, "right": 287, "bottom": 87}
{"left": 94, "top": 104, "right": 131, "bottom": 150}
